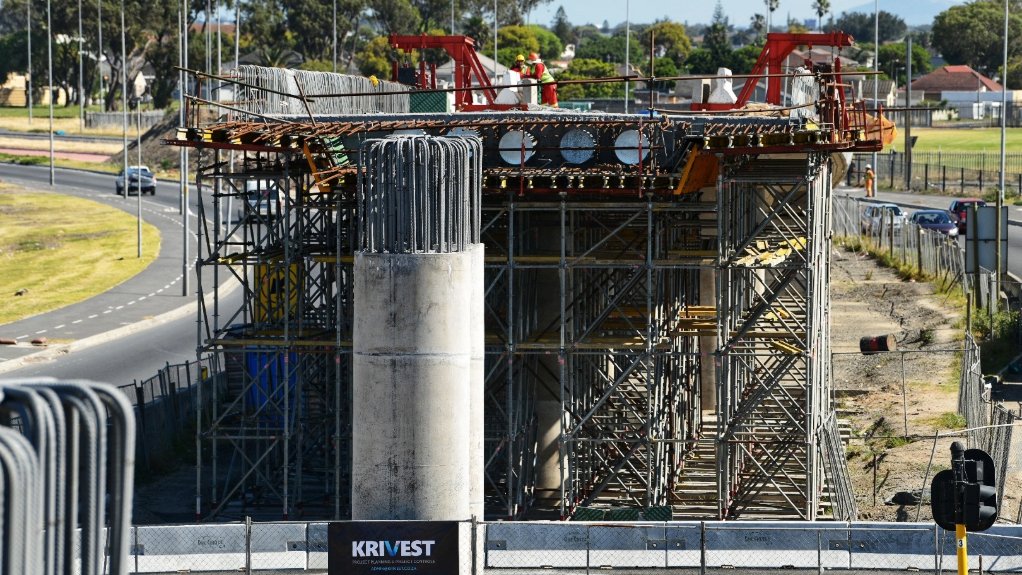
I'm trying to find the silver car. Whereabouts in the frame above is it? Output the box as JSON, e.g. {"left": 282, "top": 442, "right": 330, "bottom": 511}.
{"left": 860, "top": 203, "right": 907, "bottom": 234}
{"left": 115, "top": 165, "right": 156, "bottom": 195}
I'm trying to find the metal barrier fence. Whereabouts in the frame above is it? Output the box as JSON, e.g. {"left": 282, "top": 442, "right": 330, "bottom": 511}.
{"left": 849, "top": 151, "right": 1022, "bottom": 195}
{"left": 116, "top": 359, "right": 221, "bottom": 473}
{"left": 52, "top": 520, "right": 1022, "bottom": 573}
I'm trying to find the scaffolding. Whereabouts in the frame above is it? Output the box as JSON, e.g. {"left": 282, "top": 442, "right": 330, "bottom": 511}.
{"left": 171, "top": 71, "right": 877, "bottom": 519}
{"left": 713, "top": 155, "right": 845, "bottom": 519}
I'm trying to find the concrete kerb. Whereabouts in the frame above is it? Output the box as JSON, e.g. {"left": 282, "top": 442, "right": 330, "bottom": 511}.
{"left": 0, "top": 278, "right": 239, "bottom": 376}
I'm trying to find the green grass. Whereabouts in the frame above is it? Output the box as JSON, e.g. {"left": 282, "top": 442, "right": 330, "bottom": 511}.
{"left": 0, "top": 105, "right": 103, "bottom": 119}
{"left": 909, "top": 127, "right": 1022, "bottom": 153}
{"left": 0, "top": 184, "right": 159, "bottom": 325}
{"left": 929, "top": 412, "right": 967, "bottom": 430}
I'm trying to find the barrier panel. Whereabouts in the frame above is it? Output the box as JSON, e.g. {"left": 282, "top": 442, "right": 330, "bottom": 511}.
{"left": 135, "top": 523, "right": 247, "bottom": 573}
{"left": 485, "top": 522, "right": 588, "bottom": 568}
{"left": 40, "top": 520, "right": 1022, "bottom": 573}
{"left": 588, "top": 523, "right": 667, "bottom": 568}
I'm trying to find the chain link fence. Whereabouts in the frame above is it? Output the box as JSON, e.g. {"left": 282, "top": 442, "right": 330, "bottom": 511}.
{"left": 61, "top": 519, "right": 1022, "bottom": 573}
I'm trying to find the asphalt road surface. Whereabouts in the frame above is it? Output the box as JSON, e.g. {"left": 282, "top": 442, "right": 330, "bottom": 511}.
{"left": 0, "top": 163, "right": 232, "bottom": 385}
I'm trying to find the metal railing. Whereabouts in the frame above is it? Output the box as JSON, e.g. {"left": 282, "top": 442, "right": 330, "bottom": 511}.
{"left": 849, "top": 151, "right": 1022, "bottom": 195}
{"left": 117, "top": 358, "right": 221, "bottom": 473}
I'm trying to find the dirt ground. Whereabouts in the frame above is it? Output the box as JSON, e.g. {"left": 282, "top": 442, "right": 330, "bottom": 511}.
{"left": 830, "top": 243, "right": 973, "bottom": 522}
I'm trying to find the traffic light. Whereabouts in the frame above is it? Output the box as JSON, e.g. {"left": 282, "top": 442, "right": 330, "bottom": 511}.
{"left": 930, "top": 442, "right": 998, "bottom": 532}
{"left": 962, "top": 447, "right": 997, "bottom": 531}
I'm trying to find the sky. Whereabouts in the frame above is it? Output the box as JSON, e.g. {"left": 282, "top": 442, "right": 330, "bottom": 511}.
{"left": 528, "top": 0, "right": 959, "bottom": 29}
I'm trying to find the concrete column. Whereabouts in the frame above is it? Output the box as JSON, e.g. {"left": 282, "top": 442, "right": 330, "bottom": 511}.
{"left": 468, "top": 243, "right": 485, "bottom": 520}
{"left": 699, "top": 268, "right": 717, "bottom": 410}
{"left": 353, "top": 252, "right": 472, "bottom": 520}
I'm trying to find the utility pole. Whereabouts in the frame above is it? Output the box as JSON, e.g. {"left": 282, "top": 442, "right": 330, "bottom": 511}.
{"left": 996, "top": 0, "right": 1009, "bottom": 303}
{"left": 46, "top": 0, "right": 54, "bottom": 186}
{"left": 905, "top": 36, "right": 912, "bottom": 190}
{"left": 27, "top": 0, "right": 32, "bottom": 124}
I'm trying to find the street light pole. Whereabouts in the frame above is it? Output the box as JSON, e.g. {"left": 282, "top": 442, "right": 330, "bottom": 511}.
{"left": 46, "top": 0, "right": 53, "bottom": 186}
{"left": 332, "top": 0, "right": 337, "bottom": 72}
{"left": 121, "top": 0, "right": 127, "bottom": 206}
{"left": 136, "top": 95, "right": 142, "bottom": 258}
{"left": 27, "top": 0, "right": 32, "bottom": 125}
{"left": 997, "top": 0, "right": 1008, "bottom": 301}
{"left": 98, "top": 0, "right": 103, "bottom": 111}
{"left": 625, "top": 0, "right": 630, "bottom": 114}
{"left": 493, "top": 0, "right": 498, "bottom": 84}
{"left": 873, "top": 0, "right": 879, "bottom": 189}
{"left": 78, "top": 0, "right": 84, "bottom": 131}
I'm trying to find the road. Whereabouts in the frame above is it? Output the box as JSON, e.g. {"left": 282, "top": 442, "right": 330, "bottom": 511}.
{"left": 0, "top": 163, "right": 233, "bottom": 384}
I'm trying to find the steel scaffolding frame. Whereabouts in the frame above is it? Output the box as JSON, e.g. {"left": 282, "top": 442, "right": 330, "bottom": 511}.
{"left": 714, "top": 155, "right": 833, "bottom": 519}
{"left": 172, "top": 104, "right": 873, "bottom": 520}
{"left": 193, "top": 147, "right": 353, "bottom": 520}
{"left": 479, "top": 199, "right": 711, "bottom": 518}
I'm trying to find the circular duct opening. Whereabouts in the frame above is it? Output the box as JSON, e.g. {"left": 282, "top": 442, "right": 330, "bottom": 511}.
{"left": 560, "top": 128, "right": 596, "bottom": 165}
{"left": 614, "top": 130, "right": 651, "bottom": 165}
{"left": 499, "top": 130, "right": 536, "bottom": 165}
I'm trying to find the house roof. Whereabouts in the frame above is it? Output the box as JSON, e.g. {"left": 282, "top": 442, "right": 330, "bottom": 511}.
{"left": 910, "top": 65, "right": 1002, "bottom": 92}
{"left": 859, "top": 79, "right": 897, "bottom": 98}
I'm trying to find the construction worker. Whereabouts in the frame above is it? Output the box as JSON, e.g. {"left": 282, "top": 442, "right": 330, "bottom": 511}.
{"left": 527, "top": 52, "right": 558, "bottom": 107}
{"left": 864, "top": 164, "right": 875, "bottom": 197}
{"left": 510, "top": 54, "right": 530, "bottom": 77}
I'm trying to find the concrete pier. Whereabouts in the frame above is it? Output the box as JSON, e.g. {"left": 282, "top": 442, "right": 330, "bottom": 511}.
{"left": 352, "top": 134, "right": 483, "bottom": 521}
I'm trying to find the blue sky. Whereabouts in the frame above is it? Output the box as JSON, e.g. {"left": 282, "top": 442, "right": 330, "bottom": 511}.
{"left": 527, "top": 0, "right": 959, "bottom": 29}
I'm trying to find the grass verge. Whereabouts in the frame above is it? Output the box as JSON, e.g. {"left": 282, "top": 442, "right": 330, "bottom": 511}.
{"left": 910, "top": 127, "right": 1022, "bottom": 153}
{"left": 0, "top": 183, "right": 159, "bottom": 325}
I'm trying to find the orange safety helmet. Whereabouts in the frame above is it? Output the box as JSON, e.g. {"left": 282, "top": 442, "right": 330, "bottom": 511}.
{"left": 527, "top": 52, "right": 540, "bottom": 62}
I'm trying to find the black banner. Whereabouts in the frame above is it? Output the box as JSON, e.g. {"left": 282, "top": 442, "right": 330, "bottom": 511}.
{"left": 328, "top": 521, "right": 460, "bottom": 575}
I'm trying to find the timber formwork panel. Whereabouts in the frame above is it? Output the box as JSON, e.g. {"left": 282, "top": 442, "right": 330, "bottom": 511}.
{"left": 715, "top": 156, "right": 831, "bottom": 519}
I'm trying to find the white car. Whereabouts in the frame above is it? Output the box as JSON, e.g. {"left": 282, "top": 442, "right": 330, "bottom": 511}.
{"left": 860, "top": 203, "right": 907, "bottom": 234}
{"left": 245, "top": 179, "right": 282, "bottom": 219}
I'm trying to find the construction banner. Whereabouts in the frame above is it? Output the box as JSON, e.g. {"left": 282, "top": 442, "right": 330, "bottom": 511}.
{"left": 328, "top": 521, "right": 460, "bottom": 575}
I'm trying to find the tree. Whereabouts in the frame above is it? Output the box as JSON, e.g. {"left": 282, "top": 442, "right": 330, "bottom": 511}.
{"left": 703, "top": 2, "right": 731, "bottom": 68}
{"left": 786, "top": 18, "right": 809, "bottom": 33}
{"left": 551, "top": 6, "right": 574, "bottom": 46}
{"left": 932, "top": 1, "right": 1022, "bottom": 77}
{"left": 556, "top": 57, "right": 621, "bottom": 99}
{"left": 877, "top": 41, "right": 932, "bottom": 86}
{"left": 811, "top": 0, "right": 830, "bottom": 32}
{"left": 649, "top": 56, "right": 678, "bottom": 91}
{"left": 684, "top": 48, "right": 716, "bottom": 74}
{"left": 647, "top": 20, "right": 692, "bottom": 69}
{"left": 729, "top": 44, "right": 761, "bottom": 74}
{"left": 355, "top": 35, "right": 393, "bottom": 77}
{"left": 369, "top": 0, "right": 422, "bottom": 35}
{"left": 574, "top": 34, "right": 640, "bottom": 66}
{"left": 749, "top": 13, "right": 766, "bottom": 43}
{"left": 832, "top": 11, "right": 906, "bottom": 43}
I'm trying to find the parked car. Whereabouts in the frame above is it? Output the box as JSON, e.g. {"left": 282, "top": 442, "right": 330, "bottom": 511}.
{"left": 115, "top": 165, "right": 156, "bottom": 195}
{"left": 948, "top": 198, "right": 986, "bottom": 233}
{"left": 860, "top": 203, "right": 907, "bottom": 234}
{"left": 245, "top": 179, "right": 282, "bottom": 219}
{"left": 910, "top": 209, "right": 958, "bottom": 237}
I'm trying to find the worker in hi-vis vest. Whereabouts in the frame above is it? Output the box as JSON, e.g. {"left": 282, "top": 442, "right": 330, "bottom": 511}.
{"left": 864, "top": 164, "right": 875, "bottom": 197}
{"left": 527, "top": 52, "right": 558, "bottom": 107}
{"left": 510, "top": 54, "right": 530, "bottom": 77}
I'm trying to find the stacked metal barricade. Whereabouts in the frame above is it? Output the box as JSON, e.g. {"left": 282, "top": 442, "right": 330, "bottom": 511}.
{"left": 0, "top": 379, "right": 135, "bottom": 575}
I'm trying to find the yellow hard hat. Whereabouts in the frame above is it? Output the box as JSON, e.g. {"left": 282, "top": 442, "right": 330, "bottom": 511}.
{"left": 516, "top": 54, "right": 525, "bottom": 62}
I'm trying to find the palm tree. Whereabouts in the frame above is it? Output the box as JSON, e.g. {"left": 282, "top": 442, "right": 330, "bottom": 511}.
{"left": 812, "top": 0, "right": 831, "bottom": 32}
